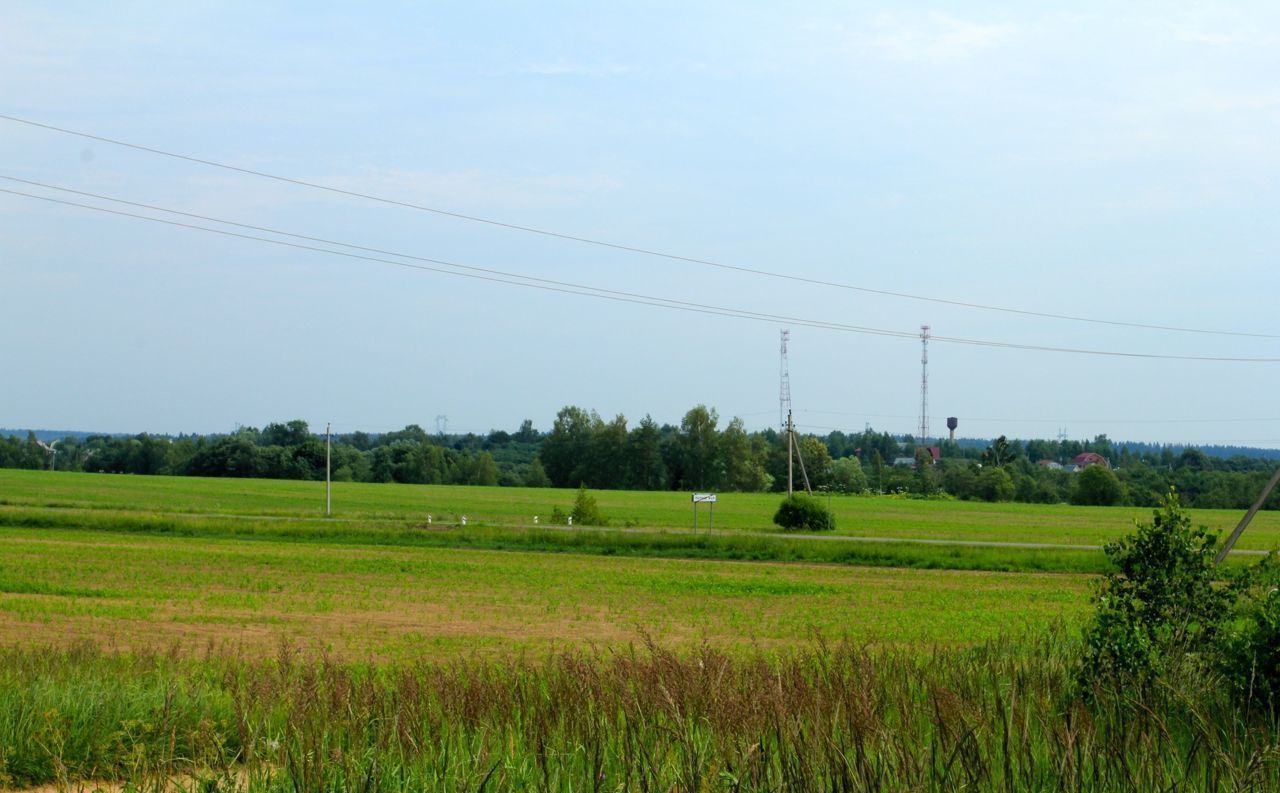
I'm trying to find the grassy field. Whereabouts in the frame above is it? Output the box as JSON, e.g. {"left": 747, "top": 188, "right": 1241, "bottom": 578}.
{"left": 0, "top": 468, "right": 1105, "bottom": 658}
{"left": 5, "top": 468, "right": 1280, "bottom": 550}
{"left": 0, "top": 526, "right": 1089, "bottom": 659}
{"left": 5, "top": 470, "right": 1280, "bottom": 789}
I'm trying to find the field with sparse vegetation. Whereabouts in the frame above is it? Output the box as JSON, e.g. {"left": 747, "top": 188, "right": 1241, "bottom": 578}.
{"left": 5, "top": 470, "right": 1280, "bottom": 790}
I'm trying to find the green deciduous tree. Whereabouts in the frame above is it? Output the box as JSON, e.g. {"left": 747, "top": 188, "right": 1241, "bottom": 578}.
{"left": 1073, "top": 464, "right": 1127, "bottom": 506}
{"left": 913, "top": 447, "right": 939, "bottom": 495}
{"left": 679, "top": 405, "right": 720, "bottom": 490}
{"left": 720, "top": 417, "right": 770, "bottom": 492}
{"left": 260, "top": 420, "right": 311, "bottom": 448}
{"left": 625, "top": 415, "right": 668, "bottom": 490}
{"left": 523, "top": 457, "right": 551, "bottom": 488}
{"left": 586, "top": 414, "right": 629, "bottom": 489}
{"left": 539, "top": 406, "right": 599, "bottom": 488}
{"left": 799, "top": 436, "right": 834, "bottom": 490}
{"left": 830, "top": 457, "right": 867, "bottom": 493}
{"left": 976, "top": 466, "right": 1015, "bottom": 502}
{"left": 981, "top": 435, "right": 1017, "bottom": 468}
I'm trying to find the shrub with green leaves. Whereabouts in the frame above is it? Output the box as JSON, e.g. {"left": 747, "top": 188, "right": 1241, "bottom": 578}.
{"left": 569, "top": 484, "right": 607, "bottom": 526}
{"left": 1081, "top": 489, "right": 1228, "bottom": 687}
{"left": 772, "top": 494, "right": 835, "bottom": 532}
{"left": 1218, "top": 552, "right": 1280, "bottom": 707}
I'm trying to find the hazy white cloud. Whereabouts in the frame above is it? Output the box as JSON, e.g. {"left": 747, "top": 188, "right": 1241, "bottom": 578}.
{"left": 517, "top": 61, "right": 634, "bottom": 77}
{"left": 867, "top": 12, "right": 1019, "bottom": 62}
{"left": 1161, "top": 16, "right": 1280, "bottom": 48}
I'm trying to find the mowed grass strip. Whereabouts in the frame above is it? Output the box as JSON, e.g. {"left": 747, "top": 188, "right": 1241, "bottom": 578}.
{"left": 4, "top": 469, "right": 1280, "bottom": 550}
{"left": 0, "top": 527, "right": 1089, "bottom": 658}
{"left": 0, "top": 504, "right": 1113, "bottom": 574}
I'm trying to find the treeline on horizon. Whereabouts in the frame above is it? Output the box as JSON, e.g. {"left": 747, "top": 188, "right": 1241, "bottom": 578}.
{"left": 3, "top": 405, "right": 1278, "bottom": 510}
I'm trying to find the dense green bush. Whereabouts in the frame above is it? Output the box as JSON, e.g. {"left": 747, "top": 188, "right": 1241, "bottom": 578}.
{"left": 772, "top": 494, "right": 835, "bottom": 532}
{"left": 1218, "top": 554, "right": 1280, "bottom": 707}
{"left": 1079, "top": 487, "right": 1280, "bottom": 717}
{"left": 569, "top": 484, "right": 607, "bottom": 526}
{"left": 1081, "top": 490, "right": 1227, "bottom": 686}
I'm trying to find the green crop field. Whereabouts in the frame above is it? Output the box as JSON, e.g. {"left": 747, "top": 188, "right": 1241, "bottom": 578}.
{"left": 0, "top": 467, "right": 1269, "bottom": 659}
{"left": 0, "top": 526, "right": 1089, "bottom": 659}
{"left": 0, "top": 469, "right": 1121, "bottom": 659}
{"left": 4, "top": 468, "right": 1279, "bottom": 550}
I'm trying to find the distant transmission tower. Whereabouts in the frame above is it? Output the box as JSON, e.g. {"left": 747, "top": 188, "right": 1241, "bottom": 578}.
{"left": 918, "top": 325, "right": 930, "bottom": 445}
{"left": 779, "top": 329, "right": 792, "bottom": 434}
{"left": 435, "top": 414, "right": 448, "bottom": 436}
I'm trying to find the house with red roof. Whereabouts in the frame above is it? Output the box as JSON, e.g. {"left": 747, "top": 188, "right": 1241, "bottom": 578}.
{"left": 1070, "top": 452, "right": 1110, "bottom": 470}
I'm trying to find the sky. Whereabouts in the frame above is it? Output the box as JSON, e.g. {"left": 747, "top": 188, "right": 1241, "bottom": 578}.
{"left": 2, "top": 2, "right": 1279, "bottom": 447}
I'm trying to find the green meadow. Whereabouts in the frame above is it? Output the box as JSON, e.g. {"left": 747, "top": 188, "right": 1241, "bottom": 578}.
{"left": 0, "top": 526, "right": 1089, "bottom": 659}
{"left": 4, "top": 468, "right": 1279, "bottom": 550}
{"left": 5, "top": 470, "right": 1280, "bottom": 790}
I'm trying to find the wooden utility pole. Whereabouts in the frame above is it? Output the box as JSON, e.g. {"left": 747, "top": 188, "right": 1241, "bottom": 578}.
{"left": 787, "top": 410, "right": 794, "bottom": 496}
{"left": 1214, "top": 465, "right": 1280, "bottom": 566}
{"left": 786, "top": 410, "right": 813, "bottom": 497}
{"left": 325, "top": 422, "right": 332, "bottom": 517}
{"left": 795, "top": 430, "right": 813, "bottom": 496}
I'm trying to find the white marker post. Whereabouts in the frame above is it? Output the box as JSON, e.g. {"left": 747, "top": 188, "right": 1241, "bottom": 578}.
{"left": 692, "top": 493, "right": 717, "bottom": 533}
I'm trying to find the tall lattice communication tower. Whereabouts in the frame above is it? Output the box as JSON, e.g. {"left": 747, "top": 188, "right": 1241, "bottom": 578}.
{"left": 918, "top": 325, "right": 930, "bottom": 445}
{"left": 779, "top": 329, "right": 792, "bottom": 434}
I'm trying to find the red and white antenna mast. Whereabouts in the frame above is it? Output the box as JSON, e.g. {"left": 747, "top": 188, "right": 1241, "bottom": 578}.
{"left": 918, "top": 325, "right": 930, "bottom": 445}
{"left": 779, "top": 329, "right": 792, "bottom": 434}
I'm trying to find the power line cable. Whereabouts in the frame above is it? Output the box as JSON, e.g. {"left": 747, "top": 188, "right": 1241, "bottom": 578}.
{"left": 795, "top": 409, "right": 1280, "bottom": 424}
{"left": 0, "top": 179, "right": 918, "bottom": 339}
{"left": 4, "top": 112, "right": 1276, "bottom": 341}
{"left": 5, "top": 183, "right": 1280, "bottom": 364}
{"left": 0, "top": 185, "right": 922, "bottom": 336}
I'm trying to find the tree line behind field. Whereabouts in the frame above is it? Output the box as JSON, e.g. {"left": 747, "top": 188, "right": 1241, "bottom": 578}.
{"left": 3, "top": 406, "right": 1279, "bottom": 510}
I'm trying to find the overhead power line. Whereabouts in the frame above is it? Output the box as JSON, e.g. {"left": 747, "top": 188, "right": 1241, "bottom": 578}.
{"left": 3, "top": 112, "right": 1277, "bottom": 341}
{"left": 795, "top": 409, "right": 1280, "bottom": 425}
{"left": 4, "top": 181, "right": 1280, "bottom": 364}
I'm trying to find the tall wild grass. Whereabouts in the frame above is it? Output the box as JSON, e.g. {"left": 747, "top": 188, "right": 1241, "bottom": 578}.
{"left": 2, "top": 633, "right": 1278, "bottom": 791}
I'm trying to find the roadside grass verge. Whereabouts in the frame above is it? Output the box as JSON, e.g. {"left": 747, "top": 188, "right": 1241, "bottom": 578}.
{"left": 0, "top": 506, "right": 1111, "bottom": 574}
